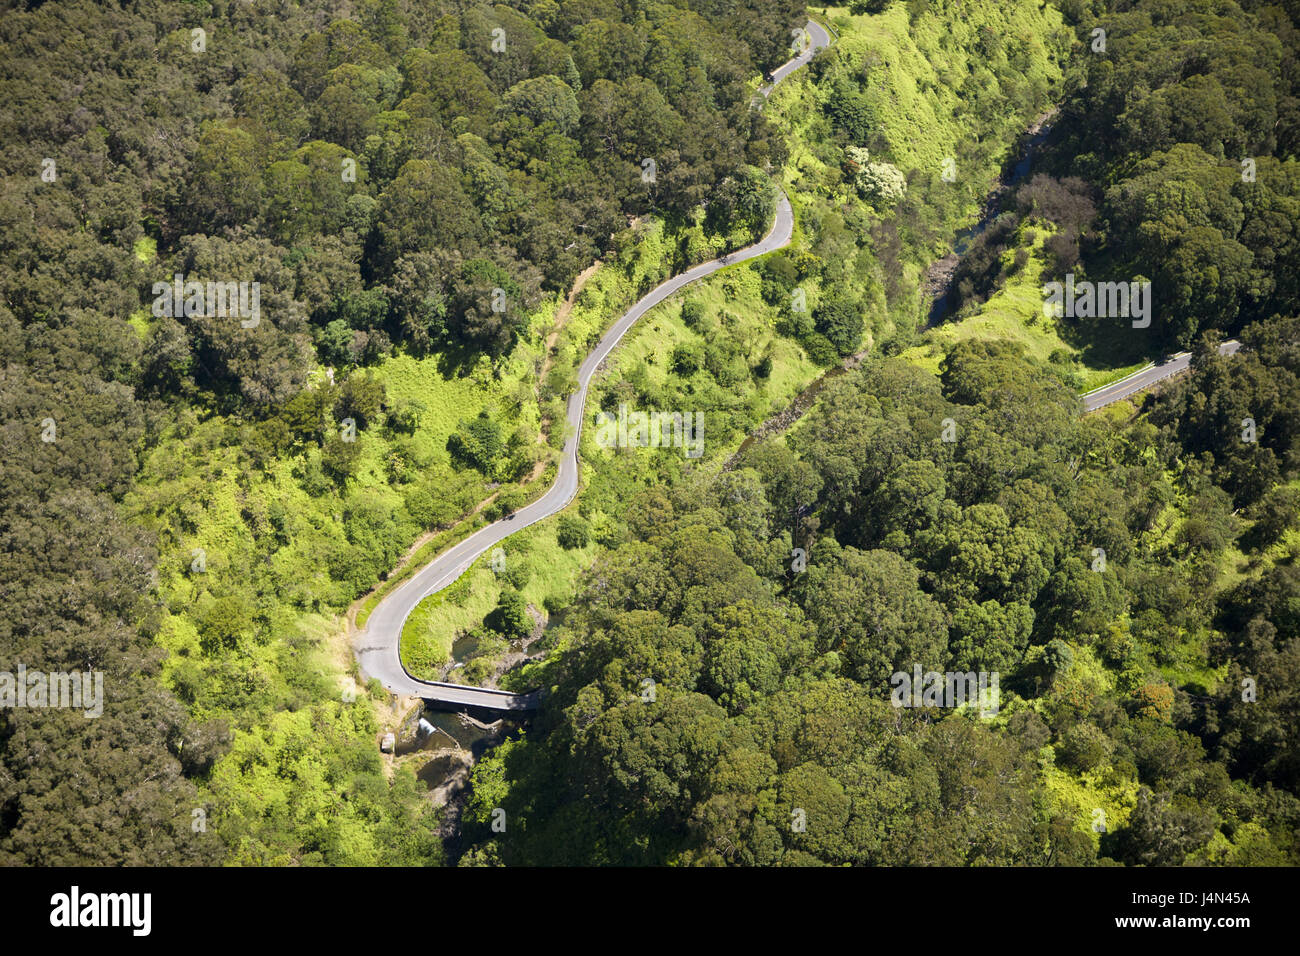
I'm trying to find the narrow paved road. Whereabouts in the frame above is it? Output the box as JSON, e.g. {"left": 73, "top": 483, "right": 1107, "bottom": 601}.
{"left": 1082, "top": 340, "right": 1240, "bottom": 412}
{"left": 353, "top": 21, "right": 832, "bottom": 712}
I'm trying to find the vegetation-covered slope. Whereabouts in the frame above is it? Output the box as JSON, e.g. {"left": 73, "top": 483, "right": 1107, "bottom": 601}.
{"left": 937, "top": 0, "right": 1300, "bottom": 356}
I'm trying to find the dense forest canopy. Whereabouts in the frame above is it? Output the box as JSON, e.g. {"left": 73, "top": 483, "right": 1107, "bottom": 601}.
{"left": 1, "top": 0, "right": 1298, "bottom": 868}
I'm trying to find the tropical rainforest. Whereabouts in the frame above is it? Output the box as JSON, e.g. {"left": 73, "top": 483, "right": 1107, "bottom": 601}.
{"left": 1, "top": 0, "right": 1298, "bottom": 867}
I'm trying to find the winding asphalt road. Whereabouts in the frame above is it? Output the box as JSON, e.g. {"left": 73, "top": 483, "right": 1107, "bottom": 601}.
{"left": 353, "top": 21, "right": 832, "bottom": 712}
{"left": 1082, "top": 339, "right": 1241, "bottom": 412}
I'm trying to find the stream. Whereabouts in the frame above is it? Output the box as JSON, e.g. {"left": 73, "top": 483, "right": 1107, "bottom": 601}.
{"left": 405, "top": 611, "right": 548, "bottom": 792}
{"left": 397, "top": 708, "right": 519, "bottom": 801}
{"left": 924, "top": 109, "right": 1058, "bottom": 324}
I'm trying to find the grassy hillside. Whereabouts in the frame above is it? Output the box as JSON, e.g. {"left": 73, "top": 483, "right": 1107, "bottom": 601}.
{"left": 770, "top": 1, "right": 1070, "bottom": 339}
{"left": 902, "top": 223, "right": 1148, "bottom": 391}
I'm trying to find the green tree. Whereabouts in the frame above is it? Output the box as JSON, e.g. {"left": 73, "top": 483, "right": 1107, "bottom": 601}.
{"left": 487, "top": 589, "right": 532, "bottom": 639}
{"left": 557, "top": 514, "right": 590, "bottom": 549}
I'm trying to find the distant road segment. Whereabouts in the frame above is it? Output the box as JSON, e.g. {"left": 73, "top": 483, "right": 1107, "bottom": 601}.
{"left": 1082, "top": 340, "right": 1241, "bottom": 412}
